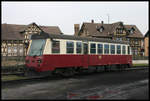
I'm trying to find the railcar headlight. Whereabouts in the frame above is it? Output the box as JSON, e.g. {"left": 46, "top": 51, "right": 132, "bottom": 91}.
{"left": 37, "top": 59, "right": 42, "bottom": 63}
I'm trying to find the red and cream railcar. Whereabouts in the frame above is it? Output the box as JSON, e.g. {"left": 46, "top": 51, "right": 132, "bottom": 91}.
{"left": 25, "top": 32, "right": 132, "bottom": 76}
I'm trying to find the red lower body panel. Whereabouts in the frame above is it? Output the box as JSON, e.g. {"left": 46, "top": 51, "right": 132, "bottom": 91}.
{"left": 25, "top": 54, "right": 132, "bottom": 72}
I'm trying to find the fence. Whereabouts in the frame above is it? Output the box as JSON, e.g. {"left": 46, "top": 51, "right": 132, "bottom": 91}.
{"left": 132, "top": 56, "right": 149, "bottom": 60}
{"left": 1, "top": 56, "right": 26, "bottom": 74}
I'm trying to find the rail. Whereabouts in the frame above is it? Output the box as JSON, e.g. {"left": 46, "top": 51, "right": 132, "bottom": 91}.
{"left": 2, "top": 66, "right": 149, "bottom": 86}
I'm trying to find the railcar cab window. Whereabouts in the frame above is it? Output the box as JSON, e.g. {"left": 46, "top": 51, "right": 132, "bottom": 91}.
{"left": 117, "top": 45, "right": 121, "bottom": 54}
{"left": 52, "top": 40, "right": 60, "bottom": 53}
{"left": 90, "top": 43, "right": 96, "bottom": 54}
{"left": 66, "top": 41, "right": 74, "bottom": 53}
{"left": 122, "top": 46, "right": 126, "bottom": 54}
{"left": 28, "top": 39, "right": 46, "bottom": 56}
{"left": 110, "top": 45, "right": 115, "bottom": 54}
{"left": 97, "top": 44, "right": 103, "bottom": 54}
{"left": 76, "top": 42, "right": 82, "bottom": 54}
{"left": 104, "top": 44, "right": 109, "bottom": 54}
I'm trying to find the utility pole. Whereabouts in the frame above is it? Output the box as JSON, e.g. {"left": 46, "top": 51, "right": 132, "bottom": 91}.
{"left": 107, "top": 14, "right": 109, "bottom": 24}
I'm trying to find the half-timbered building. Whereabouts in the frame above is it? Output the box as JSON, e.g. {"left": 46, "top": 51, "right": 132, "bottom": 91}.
{"left": 74, "top": 20, "right": 144, "bottom": 56}
{"left": 144, "top": 31, "right": 149, "bottom": 57}
{"left": 1, "top": 22, "right": 63, "bottom": 57}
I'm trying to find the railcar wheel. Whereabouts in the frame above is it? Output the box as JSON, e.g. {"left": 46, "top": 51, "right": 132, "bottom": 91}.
{"left": 24, "top": 67, "right": 39, "bottom": 77}
{"left": 116, "top": 64, "right": 122, "bottom": 71}
{"left": 120, "top": 64, "right": 125, "bottom": 71}
{"left": 96, "top": 66, "right": 105, "bottom": 72}
{"left": 104, "top": 65, "right": 109, "bottom": 72}
{"left": 61, "top": 68, "right": 75, "bottom": 77}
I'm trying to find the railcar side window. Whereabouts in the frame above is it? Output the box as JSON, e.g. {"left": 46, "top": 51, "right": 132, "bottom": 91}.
{"left": 122, "top": 46, "right": 126, "bottom": 54}
{"left": 83, "top": 43, "right": 88, "bottom": 54}
{"left": 117, "top": 45, "right": 121, "bottom": 54}
{"left": 104, "top": 44, "right": 109, "bottom": 54}
{"left": 90, "top": 43, "right": 96, "bottom": 54}
{"left": 97, "top": 44, "right": 103, "bottom": 54}
{"left": 128, "top": 46, "right": 130, "bottom": 55}
{"left": 76, "top": 42, "right": 82, "bottom": 54}
{"left": 111, "top": 45, "right": 115, "bottom": 54}
{"left": 52, "top": 41, "right": 60, "bottom": 53}
{"left": 66, "top": 41, "right": 74, "bottom": 53}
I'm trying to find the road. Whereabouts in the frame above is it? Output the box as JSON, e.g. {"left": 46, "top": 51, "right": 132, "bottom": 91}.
{"left": 2, "top": 68, "right": 149, "bottom": 100}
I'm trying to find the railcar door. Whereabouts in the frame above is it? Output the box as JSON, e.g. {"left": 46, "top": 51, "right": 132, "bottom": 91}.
{"left": 83, "top": 43, "right": 89, "bottom": 68}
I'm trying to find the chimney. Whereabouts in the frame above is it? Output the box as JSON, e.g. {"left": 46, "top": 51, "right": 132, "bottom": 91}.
{"left": 91, "top": 19, "right": 94, "bottom": 23}
{"left": 101, "top": 21, "right": 104, "bottom": 25}
{"left": 74, "top": 24, "right": 80, "bottom": 36}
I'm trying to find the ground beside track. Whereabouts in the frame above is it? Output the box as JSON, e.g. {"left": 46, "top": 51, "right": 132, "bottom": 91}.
{"left": 2, "top": 68, "right": 149, "bottom": 100}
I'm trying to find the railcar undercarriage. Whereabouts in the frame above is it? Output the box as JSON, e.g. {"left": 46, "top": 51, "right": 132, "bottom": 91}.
{"left": 24, "top": 64, "right": 131, "bottom": 78}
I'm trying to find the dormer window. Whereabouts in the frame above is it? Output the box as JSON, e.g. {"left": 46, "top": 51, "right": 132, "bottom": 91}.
{"left": 130, "top": 30, "right": 133, "bottom": 34}
{"left": 99, "top": 27, "right": 103, "bottom": 32}
{"left": 130, "top": 27, "right": 135, "bottom": 34}
{"left": 97, "top": 26, "right": 104, "bottom": 32}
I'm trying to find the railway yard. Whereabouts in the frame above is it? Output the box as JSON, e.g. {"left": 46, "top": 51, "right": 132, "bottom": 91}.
{"left": 1, "top": 66, "right": 149, "bottom": 100}
{"left": 2, "top": 2, "right": 149, "bottom": 100}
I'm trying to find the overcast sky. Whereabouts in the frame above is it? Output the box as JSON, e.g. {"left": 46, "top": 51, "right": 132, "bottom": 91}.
{"left": 2, "top": 1, "right": 149, "bottom": 35}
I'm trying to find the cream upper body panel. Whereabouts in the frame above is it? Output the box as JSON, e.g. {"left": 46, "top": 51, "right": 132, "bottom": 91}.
{"left": 42, "top": 38, "right": 131, "bottom": 55}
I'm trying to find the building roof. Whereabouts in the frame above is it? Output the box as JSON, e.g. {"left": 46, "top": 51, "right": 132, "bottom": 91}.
{"left": 144, "top": 30, "right": 149, "bottom": 37}
{"left": 2, "top": 23, "right": 62, "bottom": 40}
{"left": 79, "top": 21, "right": 144, "bottom": 38}
{"left": 2, "top": 24, "right": 25, "bottom": 40}
{"left": 39, "top": 25, "right": 62, "bottom": 35}
{"left": 124, "top": 25, "right": 144, "bottom": 38}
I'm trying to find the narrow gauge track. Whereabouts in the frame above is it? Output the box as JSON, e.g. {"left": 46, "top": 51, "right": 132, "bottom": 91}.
{"left": 2, "top": 72, "right": 24, "bottom": 76}
{"left": 1, "top": 65, "right": 148, "bottom": 76}
{"left": 2, "top": 66, "right": 149, "bottom": 89}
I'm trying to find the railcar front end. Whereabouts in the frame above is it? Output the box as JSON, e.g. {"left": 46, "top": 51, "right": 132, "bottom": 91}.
{"left": 25, "top": 39, "right": 47, "bottom": 72}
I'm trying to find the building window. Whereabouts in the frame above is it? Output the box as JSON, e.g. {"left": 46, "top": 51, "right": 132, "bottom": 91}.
{"left": 116, "top": 28, "right": 123, "bottom": 34}
{"left": 52, "top": 41, "right": 60, "bottom": 53}
{"left": 76, "top": 42, "right": 82, "bottom": 54}
{"left": 13, "top": 46, "right": 17, "bottom": 54}
{"left": 8, "top": 46, "right": 12, "bottom": 54}
{"left": 104, "top": 44, "right": 109, "bottom": 54}
{"left": 135, "top": 41, "right": 138, "bottom": 45}
{"left": 122, "top": 46, "right": 126, "bottom": 54}
{"left": 132, "top": 47, "right": 138, "bottom": 55}
{"left": 111, "top": 45, "right": 115, "bottom": 54}
{"left": 117, "top": 45, "right": 121, "bottom": 54}
{"left": 116, "top": 38, "right": 122, "bottom": 41}
{"left": 97, "top": 44, "right": 103, "bottom": 54}
{"left": 135, "top": 49, "right": 138, "bottom": 55}
{"left": 126, "top": 38, "right": 130, "bottom": 42}
{"left": 19, "top": 46, "right": 24, "bottom": 56}
{"left": 90, "top": 43, "right": 96, "bottom": 54}
{"left": 66, "top": 41, "right": 74, "bottom": 53}
{"left": 120, "top": 29, "right": 123, "bottom": 33}
{"left": 28, "top": 35, "right": 32, "bottom": 40}
{"left": 1, "top": 47, "right": 3, "bottom": 53}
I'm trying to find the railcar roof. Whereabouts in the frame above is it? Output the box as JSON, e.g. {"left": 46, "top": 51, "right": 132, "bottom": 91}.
{"left": 31, "top": 32, "right": 129, "bottom": 44}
